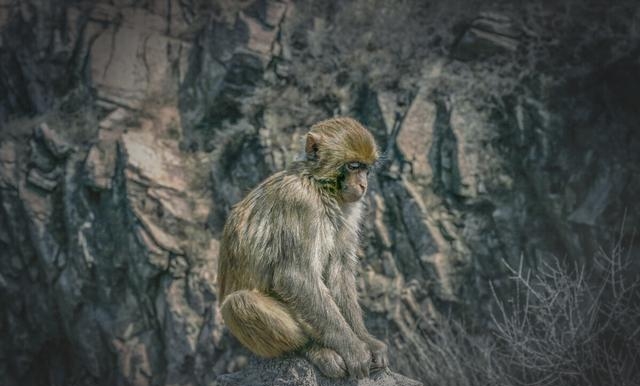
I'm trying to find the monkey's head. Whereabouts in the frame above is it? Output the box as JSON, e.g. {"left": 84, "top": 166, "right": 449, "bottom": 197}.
{"left": 305, "top": 117, "right": 379, "bottom": 203}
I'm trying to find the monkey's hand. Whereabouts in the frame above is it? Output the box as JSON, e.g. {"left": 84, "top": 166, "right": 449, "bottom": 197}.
{"left": 339, "top": 338, "right": 371, "bottom": 379}
{"left": 365, "top": 337, "right": 388, "bottom": 371}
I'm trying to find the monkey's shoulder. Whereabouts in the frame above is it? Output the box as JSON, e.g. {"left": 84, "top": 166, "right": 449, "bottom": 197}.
{"left": 223, "top": 171, "right": 337, "bottom": 259}
{"left": 233, "top": 170, "right": 327, "bottom": 219}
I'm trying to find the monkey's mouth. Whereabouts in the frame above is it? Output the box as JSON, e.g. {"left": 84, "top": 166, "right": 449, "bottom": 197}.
{"left": 342, "top": 186, "right": 366, "bottom": 202}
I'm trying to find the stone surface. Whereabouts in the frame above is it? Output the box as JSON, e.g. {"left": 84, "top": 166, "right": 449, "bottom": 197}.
{"left": 217, "top": 357, "right": 422, "bottom": 386}
{"left": 87, "top": 4, "right": 192, "bottom": 108}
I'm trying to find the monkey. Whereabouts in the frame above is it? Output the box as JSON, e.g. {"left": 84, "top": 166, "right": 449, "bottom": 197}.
{"left": 217, "top": 117, "right": 388, "bottom": 379}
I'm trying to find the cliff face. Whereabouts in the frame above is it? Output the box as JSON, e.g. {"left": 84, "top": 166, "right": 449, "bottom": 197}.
{"left": 1, "top": 0, "right": 639, "bottom": 385}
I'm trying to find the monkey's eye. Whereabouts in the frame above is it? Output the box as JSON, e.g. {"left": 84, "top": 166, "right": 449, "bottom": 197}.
{"left": 346, "top": 162, "right": 367, "bottom": 171}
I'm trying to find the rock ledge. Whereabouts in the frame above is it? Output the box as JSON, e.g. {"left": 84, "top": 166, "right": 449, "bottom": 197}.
{"left": 216, "top": 357, "right": 423, "bottom": 386}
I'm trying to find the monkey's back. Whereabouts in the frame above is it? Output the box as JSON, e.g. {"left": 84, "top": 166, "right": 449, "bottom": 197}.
{"left": 217, "top": 169, "right": 335, "bottom": 300}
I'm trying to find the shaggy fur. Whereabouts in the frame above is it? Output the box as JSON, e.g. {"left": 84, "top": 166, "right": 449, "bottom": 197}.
{"left": 218, "top": 117, "right": 388, "bottom": 379}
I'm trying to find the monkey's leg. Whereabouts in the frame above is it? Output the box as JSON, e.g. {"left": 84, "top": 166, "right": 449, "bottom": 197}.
{"left": 305, "top": 344, "right": 348, "bottom": 379}
{"left": 220, "top": 290, "right": 308, "bottom": 357}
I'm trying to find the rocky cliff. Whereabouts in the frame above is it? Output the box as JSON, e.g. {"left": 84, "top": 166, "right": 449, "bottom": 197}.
{"left": 1, "top": 0, "right": 639, "bottom": 385}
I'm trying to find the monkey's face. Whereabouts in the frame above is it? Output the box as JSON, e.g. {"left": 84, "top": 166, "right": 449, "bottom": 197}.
{"left": 339, "top": 161, "right": 370, "bottom": 203}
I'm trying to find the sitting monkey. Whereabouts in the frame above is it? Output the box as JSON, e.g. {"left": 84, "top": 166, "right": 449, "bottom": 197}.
{"left": 218, "top": 117, "right": 388, "bottom": 379}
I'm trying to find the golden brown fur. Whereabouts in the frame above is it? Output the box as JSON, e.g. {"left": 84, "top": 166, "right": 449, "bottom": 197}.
{"left": 218, "top": 117, "right": 388, "bottom": 379}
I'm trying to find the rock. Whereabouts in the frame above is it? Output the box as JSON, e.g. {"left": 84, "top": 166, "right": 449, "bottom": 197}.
{"left": 34, "top": 123, "right": 72, "bottom": 159}
{"left": 396, "top": 88, "right": 436, "bottom": 181}
{"left": 0, "top": 141, "right": 17, "bottom": 188}
{"left": 26, "top": 168, "right": 59, "bottom": 191}
{"left": 98, "top": 107, "right": 129, "bottom": 132}
{"left": 84, "top": 108, "right": 128, "bottom": 190}
{"left": 452, "top": 13, "right": 520, "bottom": 61}
{"left": 473, "top": 12, "right": 521, "bottom": 39}
{"left": 87, "top": 4, "right": 192, "bottom": 108}
{"left": 84, "top": 141, "right": 117, "bottom": 190}
{"left": 216, "top": 357, "right": 422, "bottom": 386}
{"left": 0, "top": 1, "right": 10, "bottom": 30}
{"left": 240, "top": 11, "right": 281, "bottom": 59}
{"left": 568, "top": 166, "right": 621, "bottom": 226}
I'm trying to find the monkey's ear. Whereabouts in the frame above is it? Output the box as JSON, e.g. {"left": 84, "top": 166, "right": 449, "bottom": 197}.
{"left": 305, "top": 133, "right": 321, "bottom": 160}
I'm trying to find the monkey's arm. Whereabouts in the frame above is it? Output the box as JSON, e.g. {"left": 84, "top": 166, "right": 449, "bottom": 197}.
{"left": 272, "top": 259, "right": 371, "bottom": 378}
{"left": 273, "top": 264, "right": 358, "bottom": 346}
{"left": 327, "top": 261, "right": 388, "bottom": 369}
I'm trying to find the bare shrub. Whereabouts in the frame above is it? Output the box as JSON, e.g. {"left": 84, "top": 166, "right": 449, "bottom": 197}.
{"left": 490, "top": 240, "right": 640, "bottom": 386}
{"left": 392, "top": 318, "right": 503, "bottom": 386}
{"left": 394, "top": 237, "right": 640, "bottom": 386}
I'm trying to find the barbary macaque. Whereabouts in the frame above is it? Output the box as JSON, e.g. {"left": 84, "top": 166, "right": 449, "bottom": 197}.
{"left": 218, "top": 117, "right": 388, "bottom": 379}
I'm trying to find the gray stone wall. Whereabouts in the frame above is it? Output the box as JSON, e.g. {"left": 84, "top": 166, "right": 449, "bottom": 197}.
{"left": 1, "top": 0, "right": 638, "bottom": 385}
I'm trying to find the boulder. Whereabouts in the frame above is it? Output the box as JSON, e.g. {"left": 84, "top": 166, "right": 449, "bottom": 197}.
{"left": 217, "top": 357, "right": 423, "bottom": 386}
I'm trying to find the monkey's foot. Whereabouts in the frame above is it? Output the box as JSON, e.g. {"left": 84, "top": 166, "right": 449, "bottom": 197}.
{"left": 305, "top": 346, "right": 347, "bottom": 379}
{"left": 370, "top": 359, "right": 387, "bottom": 374}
